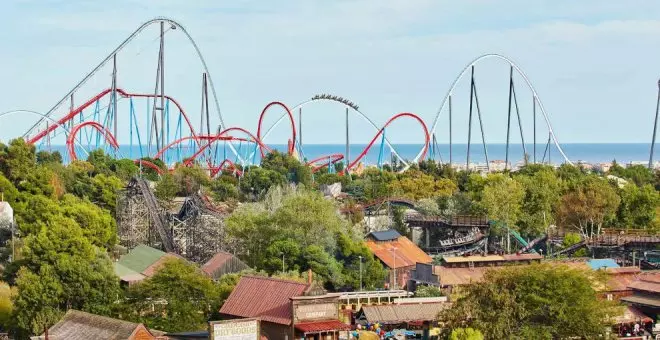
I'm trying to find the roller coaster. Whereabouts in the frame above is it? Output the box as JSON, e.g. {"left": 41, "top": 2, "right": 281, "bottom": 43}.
{"left": 0, "top": 17, "right": 571, "bottom": 178}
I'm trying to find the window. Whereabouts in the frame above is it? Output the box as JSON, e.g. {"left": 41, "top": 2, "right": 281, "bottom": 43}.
{"left": 607, "top": 294, "right": 613, "bottom": 301}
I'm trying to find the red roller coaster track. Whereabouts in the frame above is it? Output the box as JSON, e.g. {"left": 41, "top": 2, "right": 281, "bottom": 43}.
{"left": 67, "top": 121, "right": 119, "bottom": 161}
{"left": 210, "top": 159, "right": 242, "bottom": 177}
{"left": 343, "top": 112, "right": 429, "bottom": 173}
{"left": 256, "top": 101, "right": 296, "bottom": 157}
{"left": 134, "top": 159, "right": 165, "bottom": 175}
{"left": 180, "top": 127, "right": 272, "bottom": 167}
{"left": 306, "top": 154, "right": 344, "bottom": 173}
{"left": 28, "top": 88, "right": 200, "bottom": 145}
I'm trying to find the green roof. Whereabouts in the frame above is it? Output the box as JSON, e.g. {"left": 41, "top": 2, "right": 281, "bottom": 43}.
{"left": 114, "top": 262, "right": 139, "bottom": 277}
{"left": 116, "top": 244, "right": 166, "bottom": 273}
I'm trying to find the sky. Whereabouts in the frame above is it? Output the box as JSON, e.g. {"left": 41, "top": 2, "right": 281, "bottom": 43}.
{"left": 2, "top": 1, "right": 660, "bottom": 145}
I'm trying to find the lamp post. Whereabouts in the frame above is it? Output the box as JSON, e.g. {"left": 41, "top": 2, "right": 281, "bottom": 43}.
{"left": 358, "top": 255, "right": 363, "bottom": 291}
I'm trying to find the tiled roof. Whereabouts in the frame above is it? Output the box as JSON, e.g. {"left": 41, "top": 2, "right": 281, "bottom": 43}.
{"left": 201, "top": 251, "right": 250, "bottom": 278}
{"left": 366, "top": 236, "right": 432, "bottom": 269}
{"left": 360, "top": 302, "right": 450, "bottom": 324}
{"left": 606, "top": 273, "right": 640, "bottom": 292}
{"left": 295, "top": 320, "right": 351, "bottom": 333}
{"left": 31, "top": 309, "right": 155, "bottom": 340}
{"left": 367, "top": 229, "right": 401, "bottom": 242}
{"left": 219, "top": 276, "right": 309, "bottom": 325}
{"left": 629, "top": 279, "right": 660, "bottom": 293}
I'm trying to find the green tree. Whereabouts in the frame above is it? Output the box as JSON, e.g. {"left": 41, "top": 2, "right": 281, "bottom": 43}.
{"left": 210, "top": 178, "right": 239, "bottom": 202}
{"left": 617, "top": 184, "right": 659, "bottom": 229}
{"left": 227, "top": 188, "right": 386, "bottom": 289}
{"left": 239, "top": 167, "right": 286, "bottom": 199}
{"left": 261, "top": 151, "right": 312, "bottom": 187}
{"left": 557, "top": 177, "right": 620, "bottom": 238}
{"left": 120, "top": 258, "right": 220, "bottom": 332}
{"left": 441, "top": 263, "right": 619, "bottom": 339}
{"left": 12, "top": 219, "right": 119, "bottom": 337}
{"left": 0, "top": 282, "right": 14, "bottom": 331}
{"left": 415, "top": 285, "right": 443, "bottom": 297}
{"left": 515, "top": 169, "right": 562, "bottom": 237}
{"left": 90, "top": 174, "right": 123, "bottom": 213}
{"left": 388, "top": 170, "right": 457, "bottom": 200}
{"left": 481, "top": 174, "right": 525, "bottom": 232}
{"left": 449, "top": 328, "right": 484, "bottom": 340}
{"left": 155, "top": 173, "right": 179, "bottom": 202}
{"left": 561, "top": 232, "right": 588, "bottom": 257}
{"left": 0, "top": 139, "right": 37, "bottom": 185}
{"left": 60, "top": 194, "right": 117, "bottom": 249}
{"left": 35, "top": 151, "right": 62, "bottom": 165}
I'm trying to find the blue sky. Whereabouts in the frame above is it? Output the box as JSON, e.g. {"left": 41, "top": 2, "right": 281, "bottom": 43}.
{"left": 2, "top": 1, "right": 660, "bottom": 145}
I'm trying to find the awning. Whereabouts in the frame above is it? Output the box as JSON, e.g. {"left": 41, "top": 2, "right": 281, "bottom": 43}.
{"left": 615, "top": 306, "right": 653, "bottom": 324}
{"left": 621, "top": 295, "right": 660, "bottom": 308}
{"left": 295, "top": 320, "right": 351, "bottom": 333}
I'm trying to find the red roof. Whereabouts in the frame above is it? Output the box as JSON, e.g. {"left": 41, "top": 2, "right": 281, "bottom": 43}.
{"left": 219, "top": 276, "right": 308, "bottom": 325}
{"left": 295, "top": 320, "right": 351, "bottom": 333}
{"left": 366, "top": 236, "right": 432, "bottom": 269}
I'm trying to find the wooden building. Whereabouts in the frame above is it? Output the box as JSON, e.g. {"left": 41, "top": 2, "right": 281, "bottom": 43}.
{"left": 31, "top": 310, "right": 165, "bottom": 340}
{"left": 365, "top": 230, "right": 432, "bottom": 289}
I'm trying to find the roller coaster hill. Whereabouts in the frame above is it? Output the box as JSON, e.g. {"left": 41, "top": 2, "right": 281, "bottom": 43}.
{"left": 10, "top": 18, "right": 585, "bottom": 178}
{"left": 5, "top": 18, "right": 660, "bottom": 262}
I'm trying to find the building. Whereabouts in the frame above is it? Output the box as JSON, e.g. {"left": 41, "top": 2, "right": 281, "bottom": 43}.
{"left": 621, "top": 273, "right": 660, "bottom": 320}
{"left": 365, "top": 230, "right": 432, "bottom": 289}
{"left": 219, "top": 275, "right": 310, "bottom": 339}
{"left": 355, "top": 299, "right": 449, "bottom": 337}
{"left": 114, "top": 244, "right": 184, "bottom": 285}
{"left": 291, "top": 295, "right": 351, "bottom": 339}
{"left": 439, "top": 254, "right": 543, "bottom": 268}
{"left": 334, "top": 290, "right": 414, "bottom": 324}
{"left": 431, "top": 254, "right": 543, "bottom": 295}
{"left": 31, "top": 309, "right": 165, "bottom": 340}
{"left": 200, "top": 251, "right": 250, "bottom": 280}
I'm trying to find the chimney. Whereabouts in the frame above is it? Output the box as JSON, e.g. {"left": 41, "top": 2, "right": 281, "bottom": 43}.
{"left": 307, "top": 269, "right": 313, "bottom": 285}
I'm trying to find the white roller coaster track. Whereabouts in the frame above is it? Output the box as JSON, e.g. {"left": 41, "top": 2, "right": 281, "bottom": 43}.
{"left": 426, "top": 53, "right": 572, "bottom": 165}
{"left": 21, "top": 17, "right": 244, "bottom": 163}
{"left": 1, "top": 110, "right": 91, "bottom": 159}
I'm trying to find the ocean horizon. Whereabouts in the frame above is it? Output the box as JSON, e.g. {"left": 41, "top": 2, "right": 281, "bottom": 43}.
{"left": 37, "top": 143, "right": 658, "bottom": 166}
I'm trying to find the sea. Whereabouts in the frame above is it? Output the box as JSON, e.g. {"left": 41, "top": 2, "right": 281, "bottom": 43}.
{"left": 38, "top": 143, "right": 657, "bottom": 167}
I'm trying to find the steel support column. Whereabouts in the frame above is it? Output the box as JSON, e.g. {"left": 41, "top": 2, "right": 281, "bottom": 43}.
{"left": 649, "top": 79, "right": 660, "bottom": 168}
{"left": 506, "top": 66, "right": 513, "bottom": 170}
{"left": 466, "top": 66, "right": 475, "bottom": 170}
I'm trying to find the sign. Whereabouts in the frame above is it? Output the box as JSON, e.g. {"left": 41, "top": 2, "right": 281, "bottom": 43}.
{"left": 210, "top": 319, "right": 260, "bottom": 340}
{"left": 294, "top": 302, "right": 338, "bottom": 322}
